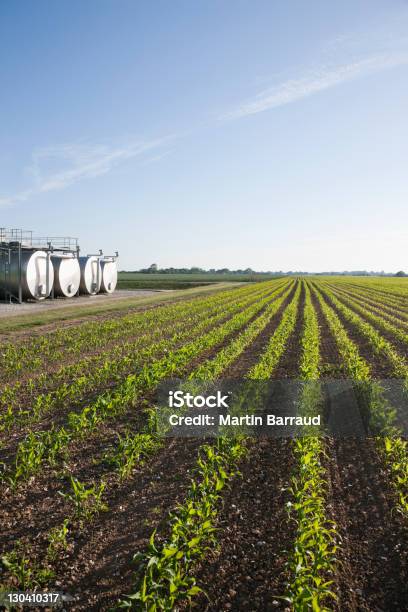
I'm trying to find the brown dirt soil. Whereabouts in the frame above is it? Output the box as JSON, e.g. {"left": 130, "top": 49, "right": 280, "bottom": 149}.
{"left": 311, "top": 290, "right": 343, "bottom": 376}
{"left": 190, "top": 439, "right": 295, "bottom": 611}
{"left": 271, "top": 282, "right": 304, "bottom": 380}
{"left": 326, "top": 438, "right": 408, "bottom": 612}
{"left": 179, "top": 285, "right": 305, "bottom": 610}
{"left": 54, "top": 438, "right": 209, "bottom": 611}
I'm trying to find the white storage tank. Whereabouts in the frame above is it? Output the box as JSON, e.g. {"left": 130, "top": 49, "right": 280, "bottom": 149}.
{"left": 79, "top": 256, "right": 101, "bottom": 295}
{"left": 100, "top": 259, "right": 118, "bottom": 293}
{"left": 7, "top": 249, "right": 54, "bottom": 300}
{"left": 52, "top": 255, "right": 80, "bottom": 298}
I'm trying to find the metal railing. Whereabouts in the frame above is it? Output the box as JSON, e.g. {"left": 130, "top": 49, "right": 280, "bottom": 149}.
{"left": 0, "top": 227, "right": 78, "bottom": 252}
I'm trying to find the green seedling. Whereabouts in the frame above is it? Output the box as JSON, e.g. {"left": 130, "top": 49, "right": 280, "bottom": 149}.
{"left": 59, "top": 476, "right": 108, "bottom": 523}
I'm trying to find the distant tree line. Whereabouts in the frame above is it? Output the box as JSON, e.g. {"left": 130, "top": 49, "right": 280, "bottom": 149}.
{"left": 136, "top": 264, "right": 262, "bottom": 275}
{"left": 121, "top": 264, "right": 406, "bottom": 277}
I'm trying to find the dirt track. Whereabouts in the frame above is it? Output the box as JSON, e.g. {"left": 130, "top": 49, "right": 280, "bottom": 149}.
{"left": 0, "top": 290, "right": 157, "bottom": 318}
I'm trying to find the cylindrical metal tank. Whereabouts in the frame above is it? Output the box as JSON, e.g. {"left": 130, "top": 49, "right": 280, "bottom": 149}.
{"left": 6, "top": 249, "right": 54, "bottom": 300}
{"left": 100, "top": 260, "right": 118, "bottom": 293}
{"left": 52, "top": 255, "right": 80, "bottom": 298}
{"left": 79, "top": 256, "right": 101, "bottom": 295}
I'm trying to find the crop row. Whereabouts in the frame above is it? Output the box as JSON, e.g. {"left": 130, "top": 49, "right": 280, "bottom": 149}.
{"left": 323, "top": 282, "right": 408, "bottom": 346}
{"left": 312, "top": 284, "right": 408, "bottom": 518}
{"left": 95, "top": 281, "right": 298, "bottom": 479}
{"left": 118, "top": 283, "right": 304, "bottom": 608}
{"left": 314, "top": 283, "right": 408, "bottom": 385}
{"left": 331, "top": 279, "right": 408, "bottom": 307}
{"left": 284, "top": 282, "right": 338, "bottom": 609}
{"left": 325, "top": 283, "right": 408, "bottom": 325}
{"left": 0, "top": 280, "right": 287, "bottom": 381}
{"left": 2, "top": 281, "right": 292, "bottom": 485}
{"left": 2, "top": 278, "right": 406, "bottom": 607}
{"left": 0, "top": 281, "right": 291, "bottom": 435}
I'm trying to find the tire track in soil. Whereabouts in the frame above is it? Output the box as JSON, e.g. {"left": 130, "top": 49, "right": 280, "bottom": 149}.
{"left": 188, "top": 283, "right": 305, "bottom": 611}
{"left": 312, "top": 289, "right": 408, "bottom": 611}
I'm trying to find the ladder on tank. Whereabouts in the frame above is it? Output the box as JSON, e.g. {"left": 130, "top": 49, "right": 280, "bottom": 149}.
{"left": 0, "top": 244, "right": 23, "bottom": 303}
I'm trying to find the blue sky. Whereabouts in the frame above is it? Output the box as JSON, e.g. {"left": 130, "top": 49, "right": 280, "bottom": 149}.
{"left": 1, "top": 0, "right": 407, "bottom": 272}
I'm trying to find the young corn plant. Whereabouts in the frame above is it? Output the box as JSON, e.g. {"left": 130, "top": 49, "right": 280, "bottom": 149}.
{"left": 59, "top": 476, "right": 108, "bottom": 524}
{"left": 1, "top": 542, "right": 54, "bottom": 589}
{"left": 284, "top": 282, "right": 338, "bottom": 611}
{"left": 318, "top": 284, "right": 408, "bottom": 386}
{"left": 46, "top": 519, "right": 70, "bottom": 562}
{"left": 1, "top": 546, "right": 33, "bottom": 590}
{"left": 104, "top": 432, "right": 161, "bottom": 479}
{"left": 118, "top": 440, "right": 247, "bottom": 610}
{"left": 0, "top": 281, "right": 278, "bottom": 430}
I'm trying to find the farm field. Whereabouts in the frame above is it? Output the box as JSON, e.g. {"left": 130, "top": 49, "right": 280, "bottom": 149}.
{"left": 0, "top": 284, "right": 238, "bottom": 334}
{"left": 0, "top": 276, "right": 407, "bottom": 611}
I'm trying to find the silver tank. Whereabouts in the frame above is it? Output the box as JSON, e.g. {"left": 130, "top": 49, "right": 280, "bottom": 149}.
{"left": 100, "top": 260, "right": 118, "bottom": 293}
{"left": 6, "top": 249, "right": 54, "bottom": 300}
{"left": 52, "top": 255, "right": 80, "bottom": 298}
{"left": 79, "top": 256, "right": 101, "bottom": 295}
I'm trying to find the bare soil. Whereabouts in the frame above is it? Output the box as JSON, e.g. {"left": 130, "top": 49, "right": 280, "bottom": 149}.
{"left": 191, "top": 439, "right": 295, "bottom": 611}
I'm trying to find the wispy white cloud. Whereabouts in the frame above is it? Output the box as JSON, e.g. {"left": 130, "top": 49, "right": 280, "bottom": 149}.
{"left": 141, "top": 149, "right": 174, "bottom": 166}
{"left": 0, "top": 137, "right": 172, "bottom": 207}
{"left": 221, "top": 52, "right": 408, "bottom": 120}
